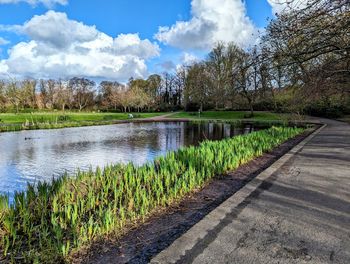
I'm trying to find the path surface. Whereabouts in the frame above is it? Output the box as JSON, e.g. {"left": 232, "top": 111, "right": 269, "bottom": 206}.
{"left": 139, "top": 112, "right": 180, "bottom": 121}
{"left": 152, "top": 119, "right": 350, "bottom": 264}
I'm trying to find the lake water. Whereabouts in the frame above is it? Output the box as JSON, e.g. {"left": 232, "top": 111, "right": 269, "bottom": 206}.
{"left": 0, "top": 121, "right": 259, "bottom": 199}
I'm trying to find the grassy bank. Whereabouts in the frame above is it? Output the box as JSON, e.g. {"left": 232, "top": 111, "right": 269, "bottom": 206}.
{"left": 168, "top": 111, "right": 292, "bottom": 121}
{"left": 0, "top": 112, "right": 165, "bottom": 132}
{"left": 0, "top": 111, "right": 297, "bottom": 133}
{"left": 0, "top": 126, "right": 304, "bottom": 263}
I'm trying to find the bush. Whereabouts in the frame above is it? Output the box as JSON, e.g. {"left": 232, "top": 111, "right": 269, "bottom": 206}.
{"left": 57, "top": 115, "right": 71, "bottom": 122}
{"left": 303, "top": 101, "right": 349, "bottom": 118}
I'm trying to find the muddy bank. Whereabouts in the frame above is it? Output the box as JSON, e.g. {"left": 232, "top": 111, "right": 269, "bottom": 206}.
{"left": 72, "top": 128, "right": 315, "bottom": 264}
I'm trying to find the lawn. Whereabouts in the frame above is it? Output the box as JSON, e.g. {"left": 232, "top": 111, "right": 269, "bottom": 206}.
{"left": 0, "top": 111, "right": 165, "bottom": 124}
{"left": 0, "top": 111, "right": 166, "bottom": 132}
{"left": 169, "top": 111, "right": 289, "bottom": 121}
{"left": 0, "top": 111, "right": 294, "bottom": 132}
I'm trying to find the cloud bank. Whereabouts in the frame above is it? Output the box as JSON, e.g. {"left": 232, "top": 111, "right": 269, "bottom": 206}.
{"left": 0, "top": 11, "right": 160, "bottom": 80}
{"left": 155, "top": 0, "right": 257, "bottom": 50}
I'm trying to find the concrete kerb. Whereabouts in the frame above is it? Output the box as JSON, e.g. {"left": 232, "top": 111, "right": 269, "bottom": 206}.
{"left": 150, "top": 123, "right": 327, "bottom": 264}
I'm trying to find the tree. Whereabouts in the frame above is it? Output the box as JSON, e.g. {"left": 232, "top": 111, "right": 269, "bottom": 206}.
{"left": 184, "top": 63, "right": 212, "bottom": 111}
{"left": 147, "top": 74, "right": 162, "bottom": 108}
{"left": 100, "top": 81, "right": 124, "bottom": 110}
{"left": 56, "top": 80, "right": 73, "bottom": 111}
{"left": 263, "top": 0, "right": 350, "bottom": 114}
{"left": 129, "top": 81, "right": 151, "bottom": 112}
{"left": 207, "top": 42, "right": 229, "bottom": 109}
{"left": 118, "top": 90, "right": 132, "bottom": 113}
{"left": 5, "top": 80, "right": 23, "bottom": 113}
{"left": 0, "top": 80, "right": 6, "bottom": 111}
{"left": 68, "top": 77, "right": 95, "bottom": 111}
{"left": 21, "top": 79, "right": 37, "bottom": 109}
{"left": 231, "top": 47, "right": 261, "bottom": 117}
{"left": 173, "top": 67, "right": 186, "bottom": 107}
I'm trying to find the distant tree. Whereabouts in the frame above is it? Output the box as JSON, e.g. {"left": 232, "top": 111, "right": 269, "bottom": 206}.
{"left": 207, "top": 42, "right": 228, "bottom": 109}
{"left": 129, "top": 79, "right": 151, "bottom": 112}
{"left": 46, "top": 79, "right": 57, "bottom": 109}
{"left": 118, "top": 90, "right": 132, "bottom": 113}
{"left": 0, "top": 80, "right": 6, "bottom": 111}
{"left": 147, "top": 74, "right": 162, "bottom": 108}
{"left": 21, "top": 79, "right": 37, "bottom": 109}
{"left": 184, "top": 63, "right": 211, "bottom": 111}
{"left": 5, "top": 80, "right": 22, "bottom": 113}
{"left": 55, "top": 80, "right": 73, "bottom": 111}
{"left": 68, "top": 77, "right": 95, "bottom": 111}
{"left": 173, "top": 67, "right": 186, "bottom": 107}
{"left": 100, "top": 81, "right": 125, "bottom": 110}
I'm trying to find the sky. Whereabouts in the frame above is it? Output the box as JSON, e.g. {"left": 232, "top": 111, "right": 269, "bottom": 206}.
{"left": 0, "top": 0, "right": 289, "bottom": 82}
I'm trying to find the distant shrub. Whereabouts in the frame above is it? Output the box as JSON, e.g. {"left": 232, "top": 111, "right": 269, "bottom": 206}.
{"left": 57, "top": 115, "right": 71, "bottom": 122}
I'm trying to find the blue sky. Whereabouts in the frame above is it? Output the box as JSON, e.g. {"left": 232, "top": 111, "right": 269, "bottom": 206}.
{"left": 0, "top": 0, "right": 276, "bottom": 81}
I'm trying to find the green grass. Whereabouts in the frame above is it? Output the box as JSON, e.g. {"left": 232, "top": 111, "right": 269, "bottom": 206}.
{"left": 0, "top": 112, "right": 165, "bottom": 132}
{"left": 0, "top": 126, "right": 305, "bottom": 263}
{"left": 169, "top": 111, "right": 289, "bottom": 121}
{"left": 0, "top": 112, "right": 164, "bottom": 124}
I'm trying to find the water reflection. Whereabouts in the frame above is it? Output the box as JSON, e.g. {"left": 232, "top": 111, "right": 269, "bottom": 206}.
{"left": 0, "top": 122, "right": 258, "bottom": 199}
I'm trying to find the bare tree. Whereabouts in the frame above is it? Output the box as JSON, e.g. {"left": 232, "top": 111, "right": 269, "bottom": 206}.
{"left": 5, "top": 80, "right": 23, "bottom": 113}
{"left": 184, "top": 63, "right": 212, "bottom": 112}
{"left": 68, "top": 77, "right": 95, "bottom": 111}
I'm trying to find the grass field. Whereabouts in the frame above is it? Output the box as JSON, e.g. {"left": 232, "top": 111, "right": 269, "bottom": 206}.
{"left": 0, "top": 112, "right": 164, "bottom": 124}
{"left": 168, "top": 111, "right": 290, "bottom": 121}
{"left": 0, "top": 110, "right": 296, "bottom": 132}
{"left": 0, "top": 111, "right": 167, "bottom": 132}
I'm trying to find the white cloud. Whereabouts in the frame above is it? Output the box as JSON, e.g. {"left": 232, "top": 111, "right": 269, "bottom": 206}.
{"left": 0, "top": 37, "right": 10, "bottom": 45}
{"left": 155, "top": 0, "right": 257, "bottom": 50}
{"left": 0, "top": 11, "right": 160, "bottom": 80}
{"left": 267, "top": 0, "right": 307, "bottom": 14}
{"left": 0, "top": 0, "right": 67, "bottom": 7}
{"left": 182, "top": 52, "right": 198, "bottom": 65}
{"left": 23, "top": 11, "right": 98, "bottom": 49}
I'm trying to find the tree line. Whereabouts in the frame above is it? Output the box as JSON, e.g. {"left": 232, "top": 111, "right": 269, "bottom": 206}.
{"left": 0, "top": 73, "right": 186, "bottom": 113}
{"left": 0, "top": 0, "right": 349, "bottom": 117}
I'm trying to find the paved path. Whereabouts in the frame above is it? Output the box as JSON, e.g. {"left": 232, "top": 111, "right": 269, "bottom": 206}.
{"left": 140, "top": 112, "right": 180, "bottom": 121}
{"left": 152, "top": 119, "right": 350, "bottom": 264}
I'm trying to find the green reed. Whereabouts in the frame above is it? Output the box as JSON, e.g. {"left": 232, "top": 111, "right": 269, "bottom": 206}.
{"left": 0, "top": 126, "right": 305, "bottom": 263}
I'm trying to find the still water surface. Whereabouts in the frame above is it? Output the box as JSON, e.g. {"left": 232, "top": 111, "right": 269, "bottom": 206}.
{"left": 0, "top": 122, "right": 258, "bottom": 198}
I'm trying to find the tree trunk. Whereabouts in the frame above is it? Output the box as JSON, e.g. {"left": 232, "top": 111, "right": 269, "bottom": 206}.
{"left": 249, "top": 101, "right": 254, "bottom": 117}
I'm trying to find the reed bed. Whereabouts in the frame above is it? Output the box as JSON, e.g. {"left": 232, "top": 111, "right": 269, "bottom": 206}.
{"left": 0, "top": 126, "right": 304, "bottom": 263}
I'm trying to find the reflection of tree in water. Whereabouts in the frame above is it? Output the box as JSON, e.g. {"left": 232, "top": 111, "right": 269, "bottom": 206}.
{"left": 183, "top": 122, "right": 264, "bottom": 146}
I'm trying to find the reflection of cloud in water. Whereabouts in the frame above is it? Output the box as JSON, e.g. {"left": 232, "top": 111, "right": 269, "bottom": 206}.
{"left": 0, "top": 122, "right": 262, "bottom": 200}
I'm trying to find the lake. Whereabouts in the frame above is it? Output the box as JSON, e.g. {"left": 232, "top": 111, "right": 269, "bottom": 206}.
{"left": 0, "top": 121, "right": 259, "bottom": 199}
